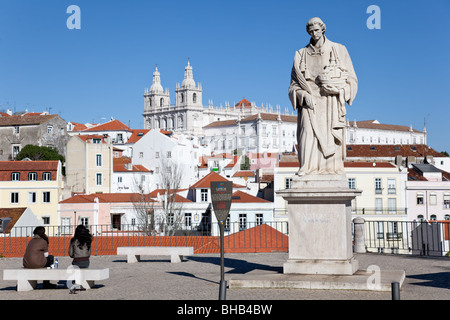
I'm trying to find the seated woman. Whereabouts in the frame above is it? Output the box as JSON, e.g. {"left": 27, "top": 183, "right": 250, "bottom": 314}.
{"left": 68, "top": 225, "right": 93, "bottom": 293}
{"left": 23, "top": 226, "right": 56, "bottom": 289}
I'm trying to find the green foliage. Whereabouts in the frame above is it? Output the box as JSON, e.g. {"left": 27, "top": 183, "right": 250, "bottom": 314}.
{"left": 16, "top": 145, "right": 65, "bottom": 162}
{"left": 440, "top": 151, "right": 449, "bottom": 157}
{"left": 240, "top": 155, "right": 250, "bottom": 170}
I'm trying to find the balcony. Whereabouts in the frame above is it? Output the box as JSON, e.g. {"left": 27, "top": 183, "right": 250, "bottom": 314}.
{"left": 355, "top": 208, "right": 407, "bottom": 215}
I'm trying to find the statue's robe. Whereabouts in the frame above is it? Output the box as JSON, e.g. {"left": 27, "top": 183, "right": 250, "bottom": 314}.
{"left": 289, "top": 36, "right": 357, "bottom": 176}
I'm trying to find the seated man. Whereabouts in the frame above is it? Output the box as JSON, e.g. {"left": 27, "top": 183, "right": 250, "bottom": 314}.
{"left": 23, "top": 226, "right": 56, "bottom": 289}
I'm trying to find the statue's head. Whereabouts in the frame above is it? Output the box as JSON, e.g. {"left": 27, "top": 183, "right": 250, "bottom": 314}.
{"left": 306, "top": 17, "right": 326, "bottom": 36}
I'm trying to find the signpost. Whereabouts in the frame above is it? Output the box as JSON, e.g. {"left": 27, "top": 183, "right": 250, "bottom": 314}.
{"left": 210, "top": 181, "right": 233, "bottom": 300}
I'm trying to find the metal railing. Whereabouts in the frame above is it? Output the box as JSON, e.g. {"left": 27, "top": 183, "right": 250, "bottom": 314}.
{"left": 362, "top": 220, "right": 450, "bottom": 256}
{"left": 0, "top": 221, "right": 289, "bottom": 258}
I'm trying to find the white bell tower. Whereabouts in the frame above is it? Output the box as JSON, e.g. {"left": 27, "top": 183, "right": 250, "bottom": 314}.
{"left": 143, "top": 67, "right": 171, "bottom": 129}
{"left": 175, "top": 60, "right": 202, "bottom": 108}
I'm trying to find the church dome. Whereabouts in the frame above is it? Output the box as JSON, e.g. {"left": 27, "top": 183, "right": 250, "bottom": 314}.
{"left": 181, "top": 61, "right": 196, "bottom": 88}
{"left": 150, "top": 67, "right": 164, "bottom": 93}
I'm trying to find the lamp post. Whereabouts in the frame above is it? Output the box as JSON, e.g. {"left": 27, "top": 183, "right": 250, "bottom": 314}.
{"left": 210, "top": 181, "right": 233, "bottom": 300}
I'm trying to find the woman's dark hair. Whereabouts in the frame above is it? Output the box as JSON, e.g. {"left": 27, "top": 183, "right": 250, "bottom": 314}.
{"left": 71, "top": 225, "right": 93, "bottom": 250}
{"left": 33, "top": 226, "right": 49, "bottom": 244}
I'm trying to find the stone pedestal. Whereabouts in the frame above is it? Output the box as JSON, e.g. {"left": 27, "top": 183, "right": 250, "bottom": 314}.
{"left": 277, "top": 174, "right": 361, "bottom": 275}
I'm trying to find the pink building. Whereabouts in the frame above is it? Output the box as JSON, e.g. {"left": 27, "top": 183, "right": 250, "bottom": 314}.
{"left": 58, "top": 193, "right": 160, "bottom": 234}
{"left": 406, "top": 164, "right": 450, "bottom": 221}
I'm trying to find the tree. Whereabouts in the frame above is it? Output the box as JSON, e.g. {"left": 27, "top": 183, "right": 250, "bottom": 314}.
{"left": 131, "top": 153, "right": 185, "bottom": 236}
{"left": 16, "top": 144, "right": 65, "bottom": 162}
{"left": 157, "top": 155, "right": 185, "bottom": 235}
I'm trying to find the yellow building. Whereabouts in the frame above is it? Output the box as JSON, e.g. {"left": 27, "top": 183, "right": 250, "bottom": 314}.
{"left": 64, "top": 135, "right": 113, "bottom": 198}
{"left": 0, "top": 160, "right": 64, "bottom": 231}
{"left": 274, "top": 158, "right": 408, "bottom": 221}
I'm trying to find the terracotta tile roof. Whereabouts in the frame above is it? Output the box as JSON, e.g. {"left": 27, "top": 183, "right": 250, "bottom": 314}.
{"left": 189, "top": 171, "right": 246, "bottom": 189}
{"left": 148, "top": 188, "right": 188, "bottom": 197}
{"left": 242, "top": 113, "right": 297, "bottom": 123}
{"left": 75, "top": 134, "right": 109, "bottom": 143}
{"left": 407, "top": 168, "right": 428, "bottom": 181}
{"left": 0, "top": 160, "right": 59, "bottom": 171}
{"left": 82, "top": 119, "right": 130, "bottom": 132}
{"left": 0, "top": 161, "right": 59, "bottom": 181}
{"left": 0, "top": 114, "right": 58, "bottom": 126}
{"left": 203, "top": 119, "right": 237, "bottom": 128}
{"left": 232, "top": 170, "right": 255, "bottom": 177}
{"left": 225, "top": 155, "right": 241, "bottom": 168}
{"left": 348, "top": 120, "right": 423, "bottom": 133}
{"left": 276, "top": 160, "right": 397, "bottom": 168}
{"left": 146, "top": 189, "right": 191, "bottom": 203}
{"left": 231, "top": 190, "right": 271, "bottom": 203}
{"left": 260, "top": 174, "right": 274, "bottom": 182}
{"left": 344, "top": 161, "right": 396, "bottom": 168}
{"left": 60, "top": 193, "right": 156, "bottom": 204}
{"left": 69, "top": 122, "right": 88, "bottom": 131}
{"left": 346, "top": 144, "right": 444, "bottom": 158}
{"left": 113, "top": 157, "right": 151, "bottom": 172}
{"left": 0, "top": 208, "right": 27, "bottom": 233}
{"left": 234, "top": 98, "right": 253, "bottom": 108}
{"left": 203, "top": 113, "right": 296, "bottom": 129}
{"left": 126, "top": 129, "right": 150, "bottom": 143}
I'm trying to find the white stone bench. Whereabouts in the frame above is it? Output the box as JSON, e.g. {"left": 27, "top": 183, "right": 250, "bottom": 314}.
{"left": 117, "top": 246, "right": 194, "bottom": 263}
{"left": 3, "top": 268, "right": 109, "bottom": 292}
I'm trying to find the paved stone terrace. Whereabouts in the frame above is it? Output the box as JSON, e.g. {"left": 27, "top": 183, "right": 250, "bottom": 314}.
{"left": 0, "top": 252, "right": 448, "bottom": 300}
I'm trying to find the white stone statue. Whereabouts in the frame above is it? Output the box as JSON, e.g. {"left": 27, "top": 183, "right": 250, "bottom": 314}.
{"left": 289, "top": 17, "right": 357, "bottom": 177}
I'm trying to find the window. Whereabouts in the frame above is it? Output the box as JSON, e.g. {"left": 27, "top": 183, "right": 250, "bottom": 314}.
{"left": 417, "top": 215, "right": 424, "bottom": 221}
{"left": 168, "top": 213, "right": 174, "bottom": 226}
{"left": 42, "top": 217, "right": 50, "bottom": 225}
{"left": 96, "top": 154, "right": 102, "bottom": 166}
{"left": 96, "top": 173, "right": 102, "bottom": 186}
{"left": 12, "top": 145, "right": 20, "bottom": 158}
{"left": 139, "top": 152, "right": 144, "bottom": 158}
{"left": 375, "top": 178, "right": 382, "bottom": 194}
{"left": 185, "top": 213, "right": 192, "bottom": 227}
{"left": 28, "top": 192, "right": 37, "bottom": 204}
{"left": 444, "top": 194, "right": 450, "bottom": 209}
{"left": 444, "top": 214, "right": 450, "bottom": 221}
{"left": 11, "top": 192, "right": 19, "bottom": 204}
{"left": 93, "top": 139, "right": 101, "bottom": 144}
{"left": 388, "top": 179, "right": 396, "bottom": 194}
{"left": 417, "top": 193, "right": 424, "bottom": 205}
{"left": 80, "top": 217, "right": 89, "bottom": 227}
{"left": 388, "top": 198, "right": 396, "bottom": 214}
{"left": 47, "top": 126, "right": 53, "bottom": 134}
{"left": 376, "top": 221, "right": 384, "bottom": 239}
{"left": 28, "top": 172, "right": 37, "bottom": 181}
{"left": 430, "top": 215, "right": 437, "bottom": 221}
{"left": 256, "top": 214, "right": 263, "bottom": 225}
{"left": 375, "top": 198, "right": 382, "bottom": 214}
{"left": 239, "top": 214, "right": 247, "bottom": 230}
{"left": 285, "top": 178, "right": 292, "bottom": 189}
{"left": 348, "top": 178, "right": 356, "bottom": 189}
{"left": 167, "top": 151, "right": 172, "bottom": 158}
{"left": 201, "top": 189, "right": 208, "bottom": 202}
{"left": 117, "top": 176, "right": 122, "bottom": 183}
{"left": 429, "top": 193, "right": 437, "bottom": 206}
{"left": 13, "top": 126, "right": 19, "bottom": 134}
{"left": 155, "top": 152, "right": 159, "bottom": 159}
{"left": 43, "top": 191, "right": 51, "bottom": 203}
{"left": 11, "top": 172, "right": 20, "bottom": 181}
{"left": 42, "top": 172, "right": 51, "bottom": 181}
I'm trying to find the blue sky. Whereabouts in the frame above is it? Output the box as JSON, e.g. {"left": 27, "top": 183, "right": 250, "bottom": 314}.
{"left": 1, "top": 0, "right": 449, "bottom": 152}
